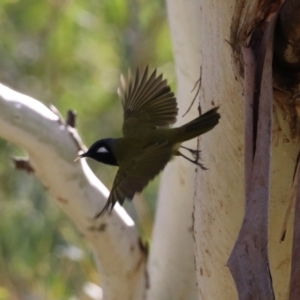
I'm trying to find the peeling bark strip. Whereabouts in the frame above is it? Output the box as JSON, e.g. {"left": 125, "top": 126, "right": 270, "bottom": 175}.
{"left": 66, "top": 110, "right": 77, "bottom": 128}
{"left": 289, "top": 160, "right": 300, "bottom": 298}
{"left": 227, "top": 8, "right": 281, "bottom": 300}
{"left": 12, "top": 157, "right": 34, "bottom": 173}
{"left": 243, "top": 47, "right": 256, "bottom": 198}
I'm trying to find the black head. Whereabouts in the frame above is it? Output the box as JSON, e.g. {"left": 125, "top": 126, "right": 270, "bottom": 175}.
{"left": 79, "top": 138, "right": 118, "bottom": 166}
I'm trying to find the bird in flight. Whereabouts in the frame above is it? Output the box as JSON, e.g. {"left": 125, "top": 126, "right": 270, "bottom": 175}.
{"left": 75, "top": 67, "right": 220, "bottom": 217}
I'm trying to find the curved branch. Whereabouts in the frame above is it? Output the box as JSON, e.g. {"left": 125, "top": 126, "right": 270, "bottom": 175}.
{"left": 0, "top": 84, "right": 147, "bottom": 300}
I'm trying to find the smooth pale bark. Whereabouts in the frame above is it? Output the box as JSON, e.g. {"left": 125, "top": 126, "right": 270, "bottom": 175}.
{"left": 192, "top": 1, "right": 242, "bottom": 299}
{"left": 146, "top": 1, "right": 204, "bottom": 300}
{"left": 148, "top": 0, "right": 213, "bottom": 300}
{"left": 0, "top": 84, "right": 147, "bottom": 300}
{"left": 190, "top": 1, "right": 297, "bottom": 299}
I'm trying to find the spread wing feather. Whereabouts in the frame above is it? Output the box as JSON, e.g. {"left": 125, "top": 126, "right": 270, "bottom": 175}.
{"left": 118, "top": 67, "right": 178, "bottom": 136}
{"left": 95, "top": 142, "right": 174, "bottom": 217}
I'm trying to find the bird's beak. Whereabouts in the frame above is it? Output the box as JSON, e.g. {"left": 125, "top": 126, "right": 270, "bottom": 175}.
{"left": 74, "top": 152, "right": 87, "bottom": 162}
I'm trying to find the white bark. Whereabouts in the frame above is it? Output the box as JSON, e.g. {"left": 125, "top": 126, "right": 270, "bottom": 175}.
{"left": 0, "top": 84, "right": 147, "bottom": 300}
{"left": 192, "top": 1, "right": 296, "bottom": 300}
{"left": 192, "top": 1, "right": 243, "bottom": 298}
{"left": 146, "top": 1, "right": 203, "bottom": 299}
{"left": 147, "top": 0, "right": 297, "bottom": 299}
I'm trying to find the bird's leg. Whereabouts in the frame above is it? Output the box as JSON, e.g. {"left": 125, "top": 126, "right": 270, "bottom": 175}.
{"left": 180, "top": 145, "right": 201, "bottom": 160}
{"left": 176, "top": 150, "right": 207, "bottom": 170}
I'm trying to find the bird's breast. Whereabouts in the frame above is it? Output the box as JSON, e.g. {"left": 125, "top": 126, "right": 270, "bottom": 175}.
{"left": 114, "top": 129, "right": 179, "bottom": 165}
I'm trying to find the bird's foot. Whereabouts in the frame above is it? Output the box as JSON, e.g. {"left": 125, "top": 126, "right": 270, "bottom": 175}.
{"left": 180, "top": 146, "right": 201, "bottom": 160}
{"left": 177, "top": 149, "right": 207, "bottom": 170}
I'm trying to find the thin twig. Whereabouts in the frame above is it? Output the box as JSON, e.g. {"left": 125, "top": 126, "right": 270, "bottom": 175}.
{"left": 182, "top": 66, "right": 202, "bottom": 117}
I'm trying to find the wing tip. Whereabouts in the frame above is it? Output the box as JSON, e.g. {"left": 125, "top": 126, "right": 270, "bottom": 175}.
{"left": 94, "top": 200, "right": 114, "bottom": 219}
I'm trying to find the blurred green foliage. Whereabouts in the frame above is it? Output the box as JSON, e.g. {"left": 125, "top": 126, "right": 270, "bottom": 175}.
{"left": 0, "top": 0, "right": 174, "bottom": 298}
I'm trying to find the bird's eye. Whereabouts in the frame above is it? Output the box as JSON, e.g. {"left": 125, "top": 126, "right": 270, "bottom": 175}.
{"left": 97, "top": 146, "right": 109, "bottom": 154}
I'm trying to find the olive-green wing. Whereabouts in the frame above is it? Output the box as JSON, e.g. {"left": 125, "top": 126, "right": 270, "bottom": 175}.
{"left": 118, "top": 67, "right": 178, "bottom": 136}
{"left": 95, "top": 142, "right": 173, "bottom": 216}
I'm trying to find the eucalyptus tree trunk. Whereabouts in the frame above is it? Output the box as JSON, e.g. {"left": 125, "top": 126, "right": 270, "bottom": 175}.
{"left": 146, "top": 1, "right": 202, "bottom": 299}
{"left": 156, "top": 0, "right": 300, "bottom": 299}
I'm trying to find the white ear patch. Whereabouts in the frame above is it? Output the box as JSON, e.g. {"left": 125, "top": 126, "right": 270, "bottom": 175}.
{"left": 97, "top": 147, "right": 109, "bottom": 154}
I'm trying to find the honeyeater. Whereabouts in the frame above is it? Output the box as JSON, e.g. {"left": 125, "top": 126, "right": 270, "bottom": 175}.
{"left": 75, "top": 67, "right": 220, "bottom": 217}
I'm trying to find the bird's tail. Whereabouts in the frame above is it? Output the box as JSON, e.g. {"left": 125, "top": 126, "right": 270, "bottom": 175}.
{"left": 175, "top": 107, "right": 220, "bottom": 143}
